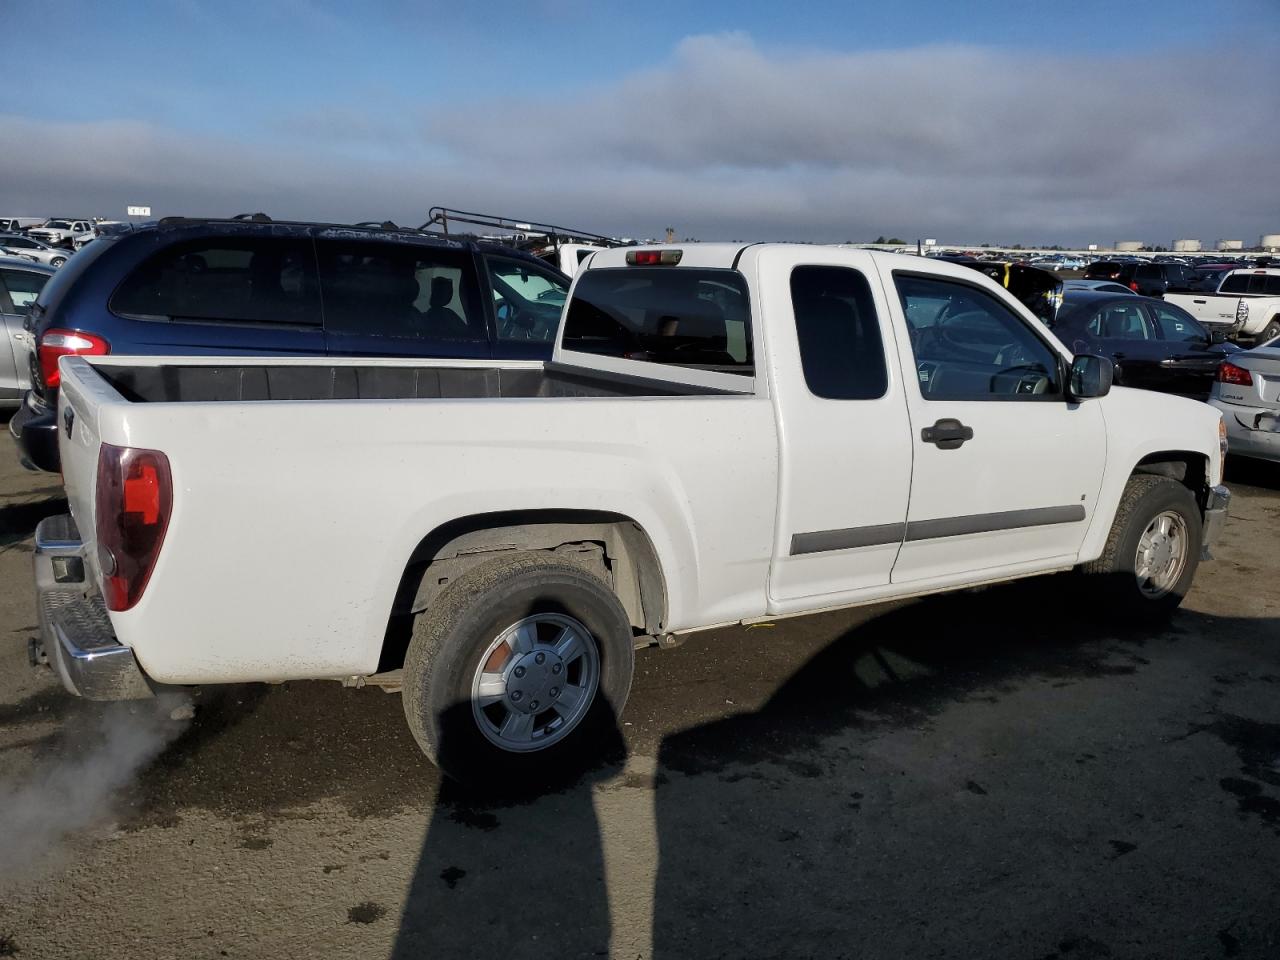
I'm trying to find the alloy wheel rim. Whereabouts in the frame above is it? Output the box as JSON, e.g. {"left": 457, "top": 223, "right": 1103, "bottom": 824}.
{"left": 1134, "top": 510, "right": 1189, "bottom": 598}
{"left": 470, "top": 613, "right": 600, "bottom": 753}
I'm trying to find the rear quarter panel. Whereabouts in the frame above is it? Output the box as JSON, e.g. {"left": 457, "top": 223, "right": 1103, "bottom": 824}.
{"left": 90, "top": 378, "right": 778, "bottom": 684}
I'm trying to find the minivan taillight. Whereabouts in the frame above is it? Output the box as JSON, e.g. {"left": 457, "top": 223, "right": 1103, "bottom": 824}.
{"left": 39, "top": 329, "right": 110, "bottom": 389}
{"left": 95, "top": 443, "right": 172, "bottom": 611}
{"left": 1128, "top": 281, "right": 1140, "bottom": 292}
{"left": 1217, "top": 361, "right": 1253, "bottom": 386}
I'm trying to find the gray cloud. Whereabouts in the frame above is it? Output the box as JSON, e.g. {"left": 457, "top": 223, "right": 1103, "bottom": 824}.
{"left": 3, "top": 34, "right": 1278, "bottom": 245}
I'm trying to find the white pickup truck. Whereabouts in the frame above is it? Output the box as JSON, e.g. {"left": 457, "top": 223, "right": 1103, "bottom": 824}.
{"left": 32, "top": 244, "right": 1230, "bottom": 784}
{"left": 1166, "top": 268, "right": 1280, "bottom": 344}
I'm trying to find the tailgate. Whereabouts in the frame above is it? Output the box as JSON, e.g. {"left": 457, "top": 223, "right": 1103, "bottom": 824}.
{"left": 57, "top": 357, "right": 114, "bottom": 582}
{"left": 1170, "top": 294, "right": 1239, "bottom": 326}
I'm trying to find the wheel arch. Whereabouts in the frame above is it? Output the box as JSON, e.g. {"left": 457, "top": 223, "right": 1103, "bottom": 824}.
{"left": 1132, "top": 450, "right": 1210, "bottom": 505}
{"left": 380, "top": 510, "right": 669, "bottom": 671}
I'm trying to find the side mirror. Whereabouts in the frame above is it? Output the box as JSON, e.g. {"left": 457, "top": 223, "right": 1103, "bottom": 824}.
{"left": 1068, "top": 354, "right": 1114, "bottom": 400}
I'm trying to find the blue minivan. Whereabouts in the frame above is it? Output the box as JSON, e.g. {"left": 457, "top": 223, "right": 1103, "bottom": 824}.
{"left": 10, "top": 217, "right": 571, "bottom": 471}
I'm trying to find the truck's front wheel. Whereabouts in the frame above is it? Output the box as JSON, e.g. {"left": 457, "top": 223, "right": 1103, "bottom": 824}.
{"left": 1081, "top": 475, "right": 1202, "bottom": 620}
{"left": 402, "top": 552, "right": 634, "bottom": 788}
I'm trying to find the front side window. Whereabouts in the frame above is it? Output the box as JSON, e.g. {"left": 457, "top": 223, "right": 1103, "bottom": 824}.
{"left": 562, "top": 267, "right": 752, "bottom": 373}
{"left": 790, "top": 265, "right": 887, "bottom": 400}
{"left": 317, "top": 239, "right": 485, "bottom": 342}
{"left": 112, "top": 237, "right": 321, "bottom": 325}
{"left": 1149, "top": 304, "right": 1204, "bottom": 342}
{"left": 895, "top": 274, "right": 1060, "bottom": 399}
{"left": 1, "top": 269, "right": 50, "bottom": 314}
{"left": 485, "top": 255, "right": 569, "bottom": 343}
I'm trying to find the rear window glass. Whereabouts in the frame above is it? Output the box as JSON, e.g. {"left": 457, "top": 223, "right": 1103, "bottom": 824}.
{"left": 790, "top": 265, "right": 887, "bottom": 400}
{"left": 112, "top": 237, "right": 321, "bottom": 326}
{"left": 1084, "top": 262, "right": 1120, "bottom": 278}
{"left": 1219, "top": 273, "right": 1278, "bottom": 295}
{"left": 562, "top": 267, "right": 752, "bottom": 374}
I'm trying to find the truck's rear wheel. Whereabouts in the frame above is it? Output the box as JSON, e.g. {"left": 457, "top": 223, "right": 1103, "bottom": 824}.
{"left": 1258, "top": 319, "right": 1280, "bottom": 345}
{"left": 1081, "top": 475, "right": 1202, "bottom": 620}
{"left": 402, "top": 551, "right": 634, "bottom": 787}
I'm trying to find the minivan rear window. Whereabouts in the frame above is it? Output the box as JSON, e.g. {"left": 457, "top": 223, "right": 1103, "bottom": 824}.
{"left": 562, "top": 267, "right": 752, "bottom": 373}
{"left": 111, "top": 238, "right": 321, "bottom": 326}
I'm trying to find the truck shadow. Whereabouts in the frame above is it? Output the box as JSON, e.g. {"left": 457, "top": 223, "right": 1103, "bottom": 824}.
{"left": 389, "top": 576, "right": 1280, "bottom": 959}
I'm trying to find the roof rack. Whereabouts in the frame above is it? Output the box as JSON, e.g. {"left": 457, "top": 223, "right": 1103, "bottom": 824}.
{"left": 422, "top": 207, "right": 624, "bottom": 251}
{"left": 232, "top": 212, "right": 272, "bottom": 222}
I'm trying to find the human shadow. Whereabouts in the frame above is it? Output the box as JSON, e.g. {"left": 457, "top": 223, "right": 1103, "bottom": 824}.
{"left": 390, "top": 679, "right": 626, "bottom": 958}
{"left": 650, "top": 577, "right": 1280, "bottom": 959}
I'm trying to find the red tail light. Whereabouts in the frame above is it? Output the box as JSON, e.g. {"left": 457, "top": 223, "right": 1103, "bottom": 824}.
{"left": 1128, "top": 281, "right": 1140, "bottom": 291}
{"left": 95, "top": 443, "right": 172, "bottom": 611}
{"left": 1217, "top": 361, "right": 1253, "bottom": 386}
{"left": 38, "top": 329, "right": 109, "bottom": 389}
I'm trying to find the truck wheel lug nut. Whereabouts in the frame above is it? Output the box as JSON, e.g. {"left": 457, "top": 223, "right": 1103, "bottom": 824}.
{"left": 530, "top": 700, "right": 540, "bottom": 710}
{"left": 514, "top": 666, "right": 526, "bottom": 678}
{"left": 551, "top": 687, "right": 560, "bottom": 698}
{"left": 510, "top": 690, "right": 522, "bottom": 702}
{"left": 552, "top": 663, "right": 562, "bottom": 674}
{"left": 535, "top": 652, "right": 546, "bottom": 665}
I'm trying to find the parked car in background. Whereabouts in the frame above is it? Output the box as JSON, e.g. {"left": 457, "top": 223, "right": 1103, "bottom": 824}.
{"left": 0, "top": 258, "right": 54, "bottom": 411}
{"left": 1166, "top": 269, "right": 1280, "bottom": 345}
{"left": 1210, "top": 337, "right": 1280, "bottom": 464}
{"left": 27, "top": 219, "right": 95, "bottom": 249}
{"left": 1064, "top": 279, "right": 1137, "bottom": 296}
{"left": 0, "top": 218, "right": 45, "bottom": 234}
{"left": 0, "top": 234, "right": 71, "bottom": 268}
{"left": 1192, "top": 263, "right": 1239, "bottom": 291}
{"left": 73, "top": 221, "right": 124, "bottom": 250}
{"left": 1050, "top": 290, "right": 1238, "bottom": 399}
{"left": 1083, "top": 261, "right": 1198, "bottom": 297}
{"left": 9, "top": 216, "right": 571, "bottom": 472}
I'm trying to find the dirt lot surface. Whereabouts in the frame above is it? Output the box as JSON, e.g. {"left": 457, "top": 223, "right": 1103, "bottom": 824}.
{"left": 1, "top": 436, "right": 1277, "bottom": 960}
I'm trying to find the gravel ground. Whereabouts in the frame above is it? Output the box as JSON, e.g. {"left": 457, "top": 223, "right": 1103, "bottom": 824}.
{"left": 0, "top": 433, "right": 1277, "bottom": 960}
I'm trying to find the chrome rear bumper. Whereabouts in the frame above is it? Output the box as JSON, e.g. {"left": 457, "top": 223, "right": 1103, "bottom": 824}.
{"left": 33, "top": 514, "right": 155, "bottom": 700}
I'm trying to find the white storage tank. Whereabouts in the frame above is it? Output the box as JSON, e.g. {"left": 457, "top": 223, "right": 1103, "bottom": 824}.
{"left": 1173, "top": 239, "right": 1202, "bottom": 252}
{"left": 1115, "top": 241, "right": 1144, "bottom": 252}
{"left": 1216, "top": 240, "right": 1244, "bottom": 251}
{"left": 1261, "top": 234, "right": 1280, "bottom": 250}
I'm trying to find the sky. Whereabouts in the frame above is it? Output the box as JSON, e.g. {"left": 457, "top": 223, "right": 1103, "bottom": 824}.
{"left": 3, "top": 0, "right": 1279, "bottom": 247}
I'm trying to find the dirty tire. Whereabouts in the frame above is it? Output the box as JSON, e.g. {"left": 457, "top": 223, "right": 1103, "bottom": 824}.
{"left": 402, "top": 551, "right": 633, "bottom": 788}
{"left": 1259, "top": 319, "right": 1280, "bottom": 346}
{"left": 1082, "top": 474, "right": 1201, "bottom": 621}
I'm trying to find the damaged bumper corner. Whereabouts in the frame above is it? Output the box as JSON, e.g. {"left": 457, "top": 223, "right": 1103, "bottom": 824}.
{"left": 33, "top": 514, "right": 155, "bottom": 700}
{"left": 1200, "top": 485, "right": 1231, "bottom": 561}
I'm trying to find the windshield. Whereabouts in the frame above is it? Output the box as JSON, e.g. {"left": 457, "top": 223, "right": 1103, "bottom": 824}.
{"left": 44, "top": 220, "right": 73, "bottom": 230}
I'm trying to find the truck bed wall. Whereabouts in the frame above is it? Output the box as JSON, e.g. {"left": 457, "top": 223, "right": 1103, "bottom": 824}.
{"left": 95, "top": 360, "right": 741, "bottom": 403}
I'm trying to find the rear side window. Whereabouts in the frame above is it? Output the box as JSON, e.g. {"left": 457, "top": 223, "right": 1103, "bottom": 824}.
{"left": 112, "top": 237, "right": 321, "bottom": 326}
{"left": 0, "top": 268, "right": 50, "bottom": 314}
{"left": 562, "top": 267, "right": 752, "bottom": 373}
{"left": 316, "top": 240, "right": 485, "bottom": 342}
{"left": 789, "top": 265, "right": 887, "bottom": 400}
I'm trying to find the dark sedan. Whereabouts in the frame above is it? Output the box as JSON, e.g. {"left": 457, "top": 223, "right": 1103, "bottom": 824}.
{"left": 1049, "top": 290, "right": 1239, "bottom": 398}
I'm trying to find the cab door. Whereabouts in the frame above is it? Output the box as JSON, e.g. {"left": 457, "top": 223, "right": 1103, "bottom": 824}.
{"left": 765, "top": 247, "right": 913, "bottom": 612}
{"left": 879, "top": 265, "right": 1106, "bottom": 585}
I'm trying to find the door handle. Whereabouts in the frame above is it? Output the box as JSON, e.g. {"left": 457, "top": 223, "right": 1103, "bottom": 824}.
{"left": 921, "top": 418, "right": 973, "bottom": 450}
{"left": 1193, "top": 299, "right": 1207, "bottom": 304}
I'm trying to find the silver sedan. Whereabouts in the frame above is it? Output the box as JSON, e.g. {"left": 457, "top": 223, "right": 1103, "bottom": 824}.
{"left": 1209, "top": 336, "right": 1280, "bottom": 464}
{"left": 0, "top": 233, "right": 72, "bottom": 268}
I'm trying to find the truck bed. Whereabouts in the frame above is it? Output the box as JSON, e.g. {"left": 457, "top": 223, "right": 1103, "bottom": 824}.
{"left": 93, "top": 359, "right": 743, "bottom": 404}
